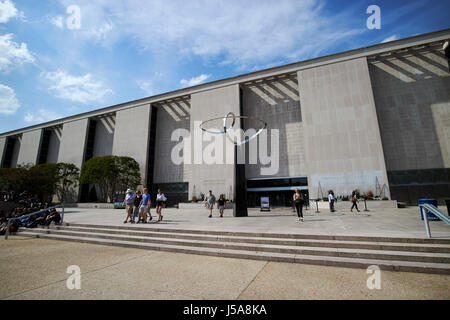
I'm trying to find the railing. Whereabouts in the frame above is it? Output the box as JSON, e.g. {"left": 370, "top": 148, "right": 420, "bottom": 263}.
{"left": 419, "top": 203, "right": 450, "bottom": 238}
{"left": 4, "top": 204, "right": 65, "bottom": 240}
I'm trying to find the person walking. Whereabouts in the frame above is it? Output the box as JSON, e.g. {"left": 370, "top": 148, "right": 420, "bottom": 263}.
{"left": 123, "top": 189, "right": 135, "bottom": 223}
{"left": 351, "top": 191, "right": 360, "bottom": 212}
{"left": 132, "top": 190, "right": 142, "bottom": 224}
{"left": 328, "top": 190, "right": 335, "bottom": 213}
{"left": 293, "top": 188, "right": 305, "bottom": 221}
{"left": 204, "top": 190, "right": 216, "bottom": 218}
{"left": 217, "top": 194, "right": 226, "bottom": 218}
{"left": 139, "top": 188, "right": 152, "bottom": 223}
{"left": 155, "top": 189, "right": 167, "bottom": 222}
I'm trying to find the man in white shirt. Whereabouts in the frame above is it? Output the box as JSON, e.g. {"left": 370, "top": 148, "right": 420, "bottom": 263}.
{"left": 328, "top": 191, "right": 335, "bottom": 213}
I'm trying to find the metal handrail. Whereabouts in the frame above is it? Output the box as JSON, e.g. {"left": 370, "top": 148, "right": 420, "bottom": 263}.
{"left": 4, "top": 204, "right": 65, "bottom": 240}
{"left": 419, "top": 203, "right": 450, "bottom": 238}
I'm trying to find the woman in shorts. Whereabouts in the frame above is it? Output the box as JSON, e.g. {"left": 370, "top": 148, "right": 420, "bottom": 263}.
{"left": 155, "top": 189, "right": 167, "bottom": 222}
{"left": 217, "top": 194, "right": 226, "bottom": 218}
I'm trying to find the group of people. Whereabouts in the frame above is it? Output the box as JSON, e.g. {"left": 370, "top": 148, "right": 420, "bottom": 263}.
{"left": 327, "top": 190, "right": 361, "bottom": 213}
{"left": 122, "top": 188, "right": 167, "bottom": 224}
{"left": 119, "top": 186, "right": 363, "bottom": 224}
{"left": 203, "top": 191, "right": 227, "bottom": 218}
{"left": 293, "top": 189, "right": 361, "bottom": 222}
{"left": 0, "top": 192, "right": 61, "bottom": 235}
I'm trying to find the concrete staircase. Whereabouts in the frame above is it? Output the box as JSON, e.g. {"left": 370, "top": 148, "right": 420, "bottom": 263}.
{"left": 17, "top": 223, "right": 450, "bottom": 275}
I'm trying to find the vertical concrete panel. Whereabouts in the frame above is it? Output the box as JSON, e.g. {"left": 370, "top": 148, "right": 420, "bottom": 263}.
{"left": 93, "top": 116, "right": 115, "bottom": 157}
{"left": 58, "top": 119, "right": 89, "bottom": 169}
{"left": 112, "top": 104, "right": 151, "bottom": 186}
{"left": 242, "top": 76, "right": 306, "bottom": 178}
{"left": 189, "top": 84, "right": 240, "bottom": 199}
{"left": 0, "top": 137, "right": 5, "bottom": 167}
{"left": 17, "top": 130, "right": 42, "bottom": 166}
{"left": 298, "top": 57, "right": 390, "bottom": 198}
{"left": 46, "top": 127, "right": 62, "bottom": 164}
{"left": 153, "top": 100, "right": 190, "bottom": 183}
{"left": 10, "top": 136, "right": 21, "bottom": 168}
{"left": 369, "top": 48, "right": 450, "bottom": 170}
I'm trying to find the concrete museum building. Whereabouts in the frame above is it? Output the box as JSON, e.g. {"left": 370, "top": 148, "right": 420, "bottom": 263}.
{"left": 1, "top": 29, "right": 450, "bottom": 207}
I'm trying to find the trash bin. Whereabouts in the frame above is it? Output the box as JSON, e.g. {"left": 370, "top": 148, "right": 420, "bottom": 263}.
{"left": 418, "top": 199, "right": 439, "bottom": 221}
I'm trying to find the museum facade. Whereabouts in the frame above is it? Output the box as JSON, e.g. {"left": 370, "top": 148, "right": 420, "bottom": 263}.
{"left": 1, "top": 29, "right": 449, "bottom": 206}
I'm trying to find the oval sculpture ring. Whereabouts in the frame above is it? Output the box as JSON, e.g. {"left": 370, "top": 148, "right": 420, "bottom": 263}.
{"left": 199, "top": 112, "right": 267, "bottom": 146}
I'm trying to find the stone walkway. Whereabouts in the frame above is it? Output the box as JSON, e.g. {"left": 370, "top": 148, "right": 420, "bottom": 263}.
{"left": 1, "top": 237, "right": 449, "bottom": 300}
{"left": 1, "top": 205, "right": 449, "bottom": 300}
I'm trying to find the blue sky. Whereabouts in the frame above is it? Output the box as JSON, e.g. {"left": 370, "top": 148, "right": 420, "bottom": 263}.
{"left": 0, "top": 0, "right": 449, "bottom": 133}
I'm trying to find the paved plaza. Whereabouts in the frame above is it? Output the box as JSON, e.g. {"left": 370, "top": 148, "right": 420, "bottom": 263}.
{"left": 0, "top": 205, "right": 449, "bottom": 300}
{"left": 61, "top": 205, "right": 450, "bottom": 239}
{"left": 1, "top": 236, "right": 449, "bottom": 300}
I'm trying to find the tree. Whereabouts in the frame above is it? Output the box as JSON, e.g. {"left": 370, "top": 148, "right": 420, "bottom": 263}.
{"left": 80, "top": 156, "right": 141, "bottom": 203}
{"left": 116, "top": 156, "right": 141, "bottom": 192}
{"left": 0, "top": 167, "right": 28, "bottom": 193}
{"left": 27, "top": 163, "right": 59, "bottom": 202}
{"left": 55, "top": 163, "right": 80, "bottom": 203}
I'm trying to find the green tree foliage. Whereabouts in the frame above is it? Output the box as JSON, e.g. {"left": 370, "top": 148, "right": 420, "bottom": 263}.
{"left": 80, "top": 156, "right": 141, "bottom": 203}
{"left": 28, "top": 163, "right": 59, "bottom": 202}
{"left": 0, "top": 163, "right": 80, "bottom": 203}
{"left": 0, "top": 167, "right": 29, "bottom": 193}
{"left": 55, "top": 163, "right": 80, "bottom": 203}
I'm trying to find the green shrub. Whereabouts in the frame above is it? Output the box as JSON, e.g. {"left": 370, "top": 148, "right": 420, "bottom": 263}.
{"left": 80, "top": 156, "right": 140, "bottom": 203}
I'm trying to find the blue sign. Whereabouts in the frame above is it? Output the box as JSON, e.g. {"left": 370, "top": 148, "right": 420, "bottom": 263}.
{"left": 261, "top": 197, "right": 270, "bottom": 211}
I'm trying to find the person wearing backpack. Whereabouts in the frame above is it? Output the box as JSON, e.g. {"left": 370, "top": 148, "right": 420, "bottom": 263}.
{"left": 293, "top": 189, "right": 305, "bottom": 222}
{"left": 351, "top": 191, "right": 360, "bottom": 212}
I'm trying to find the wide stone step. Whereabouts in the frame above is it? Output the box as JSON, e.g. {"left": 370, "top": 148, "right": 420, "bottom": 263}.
{"left": 19, "top": 228, "right": 450, "bottom": 264}
{"left": 63, "top": 222, "right": 450, "bottom": 245}
{"left": 17, "top": 231, "right": 450, "bottom": 275}
{"left": 47, "top": 225, "right": 450, "bottom": 253}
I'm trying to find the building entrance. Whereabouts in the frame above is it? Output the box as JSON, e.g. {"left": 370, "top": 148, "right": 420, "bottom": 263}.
{"left": 246, "top": 177, "right": 309, "bottom": 208}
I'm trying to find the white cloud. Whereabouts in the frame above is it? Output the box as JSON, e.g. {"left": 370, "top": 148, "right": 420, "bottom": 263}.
{"left": 41, "top": 70, "right": 112, "bottom": 104}
{"left": 55, "top": 0, "right": 362, "bottom": 68}
{"left": 180, "top": 74, "right": 211, "bottom": 88}
{"left": 138, "top": 80, "right": 155, "bottom": 96}
{"left": 50, "top": 15, "right": 64, "bottom": 29}
{"left": 24, "top": 108, "right": 61, "bottom": 124}
{"left": 88, "top": 22, "right": 114, "bottom": 40}
{"left": 0, "top": 84, "right": 20, "bottom": 115}
{"left": 381, "top": 35, "right": 399, "bottom": 43}
{"left": 0, "top": 0, "right": 22, "bottom": 23}
{"left": 0, "top": 33, "right": 34, "bottom": 73}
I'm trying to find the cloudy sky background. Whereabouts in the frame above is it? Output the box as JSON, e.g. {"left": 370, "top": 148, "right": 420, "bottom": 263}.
{"left": 0, "top": 0, "right": 449, "bottom": 132}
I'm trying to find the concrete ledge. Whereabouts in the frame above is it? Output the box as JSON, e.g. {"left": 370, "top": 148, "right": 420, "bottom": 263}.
{"left": 65, "top": 203, "right": 114, "bottom": 209}
{"left": 178, "top": 202, "right": 234, "bottom": 209}
{"left": 315, "top": 200, "right": 398, "bottom": 210}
